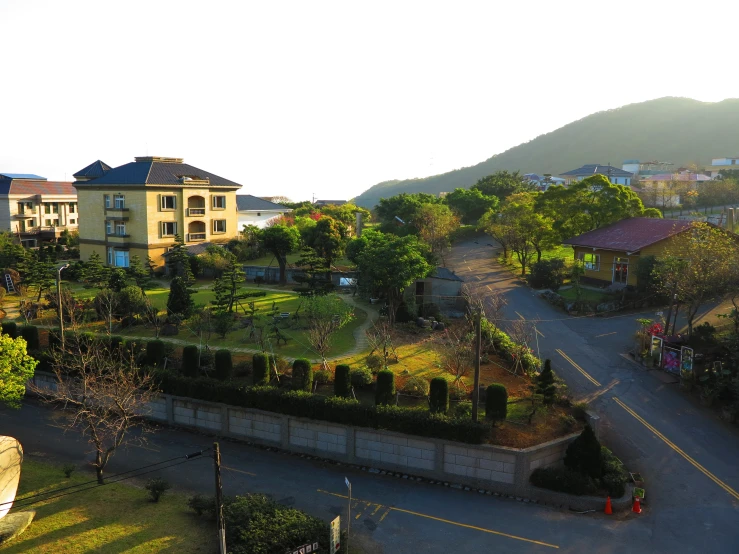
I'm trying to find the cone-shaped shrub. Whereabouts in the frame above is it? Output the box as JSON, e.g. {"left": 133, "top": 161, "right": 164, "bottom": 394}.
{"left": 536, "top": 359, "right": 556, "bottom": 404}
{"left": 429, "top": 377, "right": 449, "bottom": 414}
{"left": 334, "top": 364, "right": 351, "bottom": 397}
{"left": 110, "top": 336, "right": 124, "bottom": 352}
{"left": 292, "top": 358, "right": 313, "bottom": 391}
{"left": 181, "top": 345, "right": 200, "bottom": 377}
{"left": 214, "top": 350, "right": 233, "bottom": 380}
{"left": 375, "top": 370, "right": 396, "bottom": 405}
{"left": 564, "top": 424, "right": 603, "bottom": 479}
{"left": 146, "top": 340, "right": 166, "bottom": 367}
{"left": 1, "top": 321, "right": 18, "bottom": 338}
{"left": 485, "top": 383, "right": 507, "bottom": 423}
{"left": 252, "top": 353, "right": 269, "bottom": 386}
{"left": 20, "top": 325, "right": 39, "bottom": 350}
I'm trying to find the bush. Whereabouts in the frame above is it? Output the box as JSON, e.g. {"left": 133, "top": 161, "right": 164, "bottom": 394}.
{"left": 527, "top": 258, "right": 567, "bottom": 291}
{"left": 530, "top": 466, "right": 598, "bottom": 496}
{"left": 214, "top": 350, "right": 233, "bottom": 380}
{"left": 418, "top": 302, "right": 441, "bottom": 320}
{"left": 395, "top": 301, "right": 415, "bottom": 323}
{"left": 188, "top": 494, "right": 215, "bottom": 518}
{"left": 350, "top": 367, "right": 373, "bottom": 388}
{"left": 181, "top": 345, "right": 200, "bottom": 377}
{"left": 564, "top": 424, "right": 602, "bottom": 479}
{"left": 429, "top": 377, "right": 449, "bottom": 414}
{"left": 485, "top": 383, "right": 507, "bottom": 422}
{"left": 146, "top": 340, "right": 166, "bottom": 367}
{"left": 536, "top": 359, "right": 556, "bottom": 404}
{"left": 365, "top": 354, "right": 383, "bottom": 372}
{"left": 400, "top": 376, "right": 430, "bottom": 397}
{"left": 334, "top": 364, "right": 351, "bottom": 397}
{"left": 452, "top": 400, "right": 472, "bottom": 419}
{"left": 109, "top": 335, "right": 125, "bottom": 353}
{"left": 1, "top": 321, "right": 18, "bottom": 338}
{"left": 313, "top": 369, "right": 331, "bottom": 385}
{"left": 145, "top": 478, "right": 172, "bottom": 502}
{"left": 292, "top": 358, "right": 313, "bottom": 391}
{"left": 252, "top": 353, "right": 268, "bottom": 386}
{"left": 600, "top": 446, "right": 628, "bottom": 497}
{"left": 20, "top": 325, "right": 39, "bottom": 350}
{"left": 62, "top": 463, "right": 76, "bottom": 478}
{"left": 375, "top": 370, "right": 396, "bottom": 405}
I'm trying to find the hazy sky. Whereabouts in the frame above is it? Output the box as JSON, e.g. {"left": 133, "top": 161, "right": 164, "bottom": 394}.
{"left": 2, "top": 0, "right": 737, "bottom": 201}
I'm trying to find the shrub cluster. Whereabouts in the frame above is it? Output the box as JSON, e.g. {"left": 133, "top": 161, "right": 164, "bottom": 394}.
{"left": 252, "top": 353, "right": 268, "bottom": 386}
{"left": 334, "top": 364, "right": 351, "bottom": 397}
{"left": 527, "top": 258, "right": 567, "bottom": 291}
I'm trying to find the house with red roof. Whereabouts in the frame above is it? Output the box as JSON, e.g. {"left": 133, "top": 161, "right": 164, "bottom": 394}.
{"left": 562, "top": 218, "right": 695, "bottom": 287}
{"left": 0, "top": 173, "right": 78, "bottom": 247}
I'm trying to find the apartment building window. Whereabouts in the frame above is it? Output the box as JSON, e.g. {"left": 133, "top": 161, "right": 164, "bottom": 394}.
{"left": 212, "top": 195, "right": 226, "bottom": 209}
{"left": 45, "top": 219, "right": 54, "bottom": 227}
{"left": 115, "top": 222, "right": 127, "bottom": 236}
{"left": 212, "top": 219, "right": 226, "bottom": 234}
{"left": 161, "top": 221, "right": 177, "bottom": 237}
{"left": 114, "top": 195, "right": 125, "bottom": 209}
{"left": 106, "top": 221, "right": 113, "bottom": 235}
{"left": 161, "top": 195, "right": 177, "bottom": 210}
{"left": 107, "top": 247, "right": 113, "bottom": 265}
{"left": 44, "top": 202, "right": 59, "bottom": 214}
{"left": 114, "top": 250, "right": 130, "bottom": 268}
{"left": 17, "top": 202, "right": 33, "bottom": 214}
{"left": 69, "top": 218, "right": 76, "bottom": 224}
{"left": 104, "top": 195, "right": 111, "bottom": 208}
{"left": 69, "top": 202, "right": 77, "bottom": 213}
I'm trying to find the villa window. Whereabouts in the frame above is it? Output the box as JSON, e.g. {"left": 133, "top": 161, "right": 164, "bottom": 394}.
{"left": 115, "top": 222, "right": 126, "bottom": 236}
{"left": 161, "top": 221, "right": 177, "bottom": 237}
{"left": 579, "top": 253, "right": 600, "bottom": 271}
{"left": 212, "top": 219, "right": 226, "bottom": 234}
{"left": 161, "top": 195, "right": 177, "bottom": 210}
{"left": 69, "top": 202, "right": 77, "bottom": 213}
{"left": 212, "top": 195, "right": 226, "bottom": 209}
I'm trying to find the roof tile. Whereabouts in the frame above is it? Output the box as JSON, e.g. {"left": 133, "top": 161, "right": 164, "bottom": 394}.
{"left": 563, "top": 218, "right": 693, "bottom": 252}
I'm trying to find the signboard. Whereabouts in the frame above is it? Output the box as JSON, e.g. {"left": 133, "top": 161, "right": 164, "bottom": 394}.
{"left": 289, "top": 543, "right": 319, "bottom": 554}
{"left": 330, "top": 516, "right": 341, "bottom": 554}
{"left": 680, "top": 347, "right": 694, "bottom": 372}
{"left": 345, "top": 477, "right": 350, "bottom": 489}
{"left": 662, "top": 347, "right": 680, "bottom": 375}
{"left": 650, "top": 335, "right": 663, "bottom": 356}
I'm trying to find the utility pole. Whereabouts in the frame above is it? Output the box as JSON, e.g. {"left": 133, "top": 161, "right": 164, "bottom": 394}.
{"left": 471, "top": 307, "right": 482, "bottom": 422}
{"left": 345, "top": 477, "right": 352, "bottom": 554}
{"left": 214, "top": 442, "right": 226, "bottom": 554}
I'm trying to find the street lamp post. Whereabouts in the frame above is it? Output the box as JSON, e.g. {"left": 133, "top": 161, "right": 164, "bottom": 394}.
{"left": 57, "top": 264, "right": 69, "bottom": 350}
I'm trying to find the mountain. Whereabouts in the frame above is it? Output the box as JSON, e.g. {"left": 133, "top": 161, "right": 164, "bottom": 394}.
{"left": 352, "top": 97, "right": 739, "bottom": 208}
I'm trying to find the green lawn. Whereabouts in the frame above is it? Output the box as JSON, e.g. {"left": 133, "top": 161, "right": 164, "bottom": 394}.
{"left": 503, "top": 244, "right": 575, "bottom": 275}
{"left": 557, "top": 287, "right": 608, "bottom": 303}
{"left": 4, "top": 460, "right": 212, "bottom": 554}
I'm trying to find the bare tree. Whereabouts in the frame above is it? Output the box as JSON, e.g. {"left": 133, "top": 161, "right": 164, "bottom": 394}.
{"left": 434, "top": 327, "right": 473, "bottom": 392}
{"left": 141, "top": 296, "right": 165, "bottom": 338}
{"left": 31, "top": 334, "right": 157, "bottom": 484}
{"left": 463, "top": 284, "right": 507, "bottom": 353}
{"left": 506, "top": 318, "right": 538, "bottom": 375}
{"left": 305, "top": 295, "right": 354, "bottom": 369}
{"left": 365, "top": 318, "right": 399, "bottom": 368}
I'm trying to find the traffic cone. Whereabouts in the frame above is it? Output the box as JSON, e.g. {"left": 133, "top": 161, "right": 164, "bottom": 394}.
{"left": 604, "top": 496, "right": 612, "bottom": 515}
{"left": 632, "top": 496, "right": 642, "bottom": 514}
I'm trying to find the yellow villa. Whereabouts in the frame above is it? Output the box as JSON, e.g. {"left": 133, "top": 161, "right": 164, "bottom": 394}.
{"left": 73, "top": 156, "right": 241, "bottom": 269}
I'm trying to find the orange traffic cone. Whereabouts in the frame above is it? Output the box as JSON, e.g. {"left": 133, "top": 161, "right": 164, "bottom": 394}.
{"left": 632, "top": 496, "right": 642, "bottom": 514}
{"left": 604, "top": 496, "right": 612, "bottom": 515}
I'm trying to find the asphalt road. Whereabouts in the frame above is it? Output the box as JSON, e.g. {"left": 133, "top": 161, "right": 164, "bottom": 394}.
{"left": 3, "top": 239, "right": 738, "bottom": 553}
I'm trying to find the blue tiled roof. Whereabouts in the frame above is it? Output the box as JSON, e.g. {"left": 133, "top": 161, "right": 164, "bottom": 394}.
{"left": 73, "top": 160, "right": 111, "bottom": 179}
{"left": 236, "top": 195, "right": 291, "bottom": 212}
{"left": 560, "top": 164, "right": 633, "bottom": 177}
{"left": 0, "top": 173, "right": 45, "bottom": 180}
{"left": 75, "top": 158, "right": 241, "bottom": 188}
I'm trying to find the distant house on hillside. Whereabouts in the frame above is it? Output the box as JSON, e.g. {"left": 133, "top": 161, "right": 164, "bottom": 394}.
{"left": 313, "top": 199, "right": 347, "bottom": 207}
{"left": 559, "top": 164, "right": 633, "bottom": 186}
{"left": 707, "top": 157, "right": 739, "bottom": 178}
{"left": 524, "top": 173, "right": 566, "bottom": 191}
{"left": 635, "top": 172, "right": 712, "bottom": 208}
{"left": 562, "top": 218, "right": 695, "bottom": 288}
{"left": 236, "top": 195, "right": 292, "bottom": 229}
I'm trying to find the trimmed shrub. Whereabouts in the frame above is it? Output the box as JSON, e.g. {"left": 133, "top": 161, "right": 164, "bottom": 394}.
{"left": 429, "top": 377, "right": 449, "bottom": 414}
{"left": 20, "top": 325, "right": 40, "bottom": 350}
{"left": 1, "top": 321, "right": 18, "bottom": 339}
{"left": 214, "top": 350, "right": 233, "bottom": 380}
{"left": 292, "top": 358, "right": 313, "bottom": 391}
{"left": 313, "top": 369, "right": 331, "bottom": 385}
{"left": 334, "top": 364, "right": 351, "bottom": 397}
{"left": 453, "top": 400, "right": 473, "bottom": 419}
{"left": 181, "top": 345, "right": 200, "bottom": 377}
{"left": 350, "top": 367, "right": 373, "bottom": 388}
{"left": 527, "top": 258, "right": 566, "bottom": 291}
{"left": 146, "top": 340, "right": 166, "bottom": 367}
{"left": 252, "top": 353, "right": 268, "bottom": 386}
{"left": 564, "top": 424, "right": 602, "bottom": 479}
{"left": 485, "top": 383, "right": 507, "bottom": 423}
{"left": 530, "top": 466, "right": 599, "bottom": 496}
{"left": 536, "top": 359, "right": 556, "bottom": 404}
{"left": 375, "top": 370, "right": 396, "bottom": 405}
{"left": 400, "top": 376, "right": 430, "bottom": 397}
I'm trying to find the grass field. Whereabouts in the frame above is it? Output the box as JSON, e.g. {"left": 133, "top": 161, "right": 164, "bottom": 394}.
{"left": 557, "top": 287, "right": 608, "bottom": 303}
{"left": 5, "top": 460, "right": 213, "bottom": 554}
{"left": 502, "top": 244, "right": 574, "bottom": 276}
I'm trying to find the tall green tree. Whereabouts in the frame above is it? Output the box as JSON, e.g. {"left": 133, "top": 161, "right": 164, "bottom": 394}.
{"left": 167, "top": 276, "right": 195, "bottom": 320}
{"left": 319, "top": 203, "right": 370, "bottom": 236}
{"left": 261, "top": 225, "right": 301, "bottom": 285}
{"left": 414, "top": 203, "right": 460, "bottom": 261}
{"left": 303, "top": 217, "right": 346, "bottom": 276}
{"left": 81, "top": 251, "right": 111, "bottom": 289}
{"left": 444, "top": 187, "right": 499, "bottom": 224}
{"left": 375, "top": 192, "right": 441, "bottom": 235}
{"left": 471, "top": 170, "right": 534, "bottom": 200}
{"left": 211, "top": 252, "right": 245, "bottom": 314}
{"left": 0, "top": 333, "right": 39, "bottom": 408}
{"left": 166, "top": 235, "right": 194, "bottom": 284}
{"left": 126, "top": 255, "right": 151, "bottom": 295}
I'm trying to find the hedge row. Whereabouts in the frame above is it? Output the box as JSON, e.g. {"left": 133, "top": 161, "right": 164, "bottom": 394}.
{"left": 151, "top": 370, "right": 489, "bottom": 444}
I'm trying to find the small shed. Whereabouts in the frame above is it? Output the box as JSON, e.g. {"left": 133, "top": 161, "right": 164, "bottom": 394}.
{"left": 407, "top": 267, "right": 465, "bottom": 312}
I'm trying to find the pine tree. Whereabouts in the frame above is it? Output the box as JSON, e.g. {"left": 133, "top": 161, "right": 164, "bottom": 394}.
{"left": 82, "top": 251, "right": 111, "bottom": 289}
{"left": 564, "top": 424, "right": 602, "bottom": 478}
{"left": 536, "top": 359, "right": 556, "bottom": 404}
{"left": 166, "top": 235, "right": 194, "bottom": 284}
{"left": 127, "top": 255, "right": 151, "bottom": 294}
{"left": 166, "top": 276, "right": 195, "bottom": 320}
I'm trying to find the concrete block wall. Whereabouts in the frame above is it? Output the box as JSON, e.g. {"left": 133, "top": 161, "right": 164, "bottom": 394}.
{"left": 443, "top": 444, "right": 516, "bottom": 484}
{"left": 355, "top": 431, "right": 435, "bottom": 471}
{"left": 145, "top": 397, "right": 168, "bottom": 421}
{"left": 228, "top": 408, "right": 282, "bottom": 444}
{"left": 528, "top": 441, "right": 570, "bottom": 473}
{"left": 173, "top": 400, "right": 222, "bottom": 431}
{"left": 289, "top": 420, "right": 347, "bottom": 455}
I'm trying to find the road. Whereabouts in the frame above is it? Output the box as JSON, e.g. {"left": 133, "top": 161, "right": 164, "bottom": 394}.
{"left": 3, "top": 239, "right": 738, "bottom": 553}
{"left": 448, "top": 239, "right": 739, "bottom": 553}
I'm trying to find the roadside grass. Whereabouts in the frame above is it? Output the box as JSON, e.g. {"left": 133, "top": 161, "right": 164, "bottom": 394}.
{"left": 501, "top": 244, "right": 574, "bottom": 276}
{"left": 557, "top": 287, "right": 609, "bottom": 303}
{"left": 4, "top": 459, "right": 212, "bottom": 554}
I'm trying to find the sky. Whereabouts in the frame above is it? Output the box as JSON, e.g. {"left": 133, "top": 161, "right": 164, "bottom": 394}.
{"left": 2, "top": 0, "right": 737, "bottom": 202}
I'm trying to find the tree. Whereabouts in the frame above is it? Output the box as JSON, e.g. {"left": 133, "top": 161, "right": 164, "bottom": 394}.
{"left": 375, "top": 192, "right": 441, "bottom": 235}
{"left": 444, "top": 187, "right": 499, "bottom": 224}
{"left": 319, "top": 203, "right": 371, "bottom": 236}
{"left": 653, "top": 222, "right": 739, "bottom": 337}
{"left": 303, "top": 216, "right": 346, "bottom": 278}
{"left": 471, "top": 170, "right": 533, "bottom": 200}
{"left": 166, "top": 235, "right": 194, "bottom": 283}
{"left": 211, "top": 252, "right": 245, "bottom": 314}
{"left": 141, "top": 295, "right": 165, "bottom": 338}
{"left": 261, "top": 225, "right": 301, "bottom": 285}
{"left": 127, "top": 255, "right": 151, "bottom": 294}
{"left": 365, "top": 319, "right": 398, "bottom": 370}
{"left": 167, "top": 276, "right": 195, "bottom": 320}
{"left": 536, "top": 359, "right": 556, "bottom": 404}
{"left": 32, "top": 334, "right": 156, "bottom": 483}
{"left": 0, "top": 332, "right": 38, "bottom": 408}
{"left": 108, "top": 268, "right": 128, "bottom": 292}
{"left": 350, "top": 230, "right": 433, "bottom": 324}
{"left": 434, "top": 327, "right": 473, "bottom": 393}
{"left": 414, "top": 203, "right": 460, "bottom": 262}
{"left": 81, "top": 251, "right": 111, "bottom": 289}
{"left": 375, "top": 370, "right": 396, "bottom": 405}
{"left": 305, "top": 294, "right": 354, "bottom": 369}
{"left": 564, "top": 424, "right": 602, "bottom": 479}
{"left": 334, "top": 364, "right": 351, "bottom": 397}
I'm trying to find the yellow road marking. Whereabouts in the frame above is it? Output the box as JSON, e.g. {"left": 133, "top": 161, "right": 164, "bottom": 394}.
{"left": 613, "top": 397, "right": 739, "bottom": 502}
{"left": 580, "top": 380, "right": 620, "bottom": 404}
{"left": 595, "top": 331, "right": 617, "bottom": 338}
{"left": 371, "top": 503, "right": 382, "bottom": 516}
{"left": 555, "top": 349, "right": 601, "bottom": 387}
{"left": 316, "top": 490, "right": 557, "bottom": 549}
{"left": 221, "top": 465, "right": 256, "bottom": 477}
